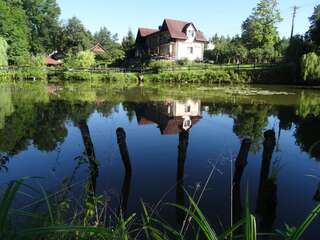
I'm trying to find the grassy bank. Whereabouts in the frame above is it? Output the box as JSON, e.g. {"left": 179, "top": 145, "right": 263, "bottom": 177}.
{"left": 0, "top": 63, "right": 298, "bottom": 84}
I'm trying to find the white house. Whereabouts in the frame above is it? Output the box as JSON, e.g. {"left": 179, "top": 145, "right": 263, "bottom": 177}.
{"left": 135, "top": 19, "right": 208, "bottom": 61}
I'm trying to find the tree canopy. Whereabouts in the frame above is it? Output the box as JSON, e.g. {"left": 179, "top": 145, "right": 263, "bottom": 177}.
{"left": 308, "top": 4, "right": 320, "bottom": 48}
{"left": 0, "top": 0, "right": 30, "bottom": 63}
{"left": 22, "top": 0, "right": 61, "bottom": 54}
{"left": 0, "top": 37, "right": 8, "bottom": 66}
{"left": 59, "top": 17, "right": 93, "bottom": 55}
{"left": 122, "top": 29, "right": 136, "bottom": 59}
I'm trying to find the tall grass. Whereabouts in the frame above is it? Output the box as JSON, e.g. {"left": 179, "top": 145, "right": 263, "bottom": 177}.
{"left": 1, "top": 178, "right": 320, "bottom": 239}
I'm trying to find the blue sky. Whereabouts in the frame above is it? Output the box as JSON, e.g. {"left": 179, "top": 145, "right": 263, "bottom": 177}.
{"left": 57, "top": 0, "right": 318, "bottom": 41}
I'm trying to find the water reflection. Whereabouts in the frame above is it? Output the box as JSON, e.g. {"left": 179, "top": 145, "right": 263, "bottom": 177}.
{"left": 135, "top": 100, "right": 202, "bottom": 134}
{"left": 1, "top": 84, "right": 320, "bottom": 238}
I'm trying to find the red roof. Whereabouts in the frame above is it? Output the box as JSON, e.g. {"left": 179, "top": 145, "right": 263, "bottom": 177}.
{"left": 138, "top": 28, "right": 159, "bottom": 37}
{"left": 45, "top": 56, "right": 60, "bottom": 66}
{"left": 90, "top": 43, "right": 106, "bottom": 54}
{"left": 137, "top": 19, "right": 207, "bottom": 42}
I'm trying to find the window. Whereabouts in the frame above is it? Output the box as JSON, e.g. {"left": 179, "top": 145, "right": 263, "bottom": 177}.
{"left": 187, "top": 29, "right": 195, "bottom": 38}
{"left": 187, "top": 47, "right": 193, "bottom": 54}
{"left": 185, "top": 105, "right": 191, "bottom": 112}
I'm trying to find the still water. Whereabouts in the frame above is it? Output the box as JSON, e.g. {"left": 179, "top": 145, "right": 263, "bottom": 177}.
{"left": 1, "top": 82, "right": 320, "bottom": 238}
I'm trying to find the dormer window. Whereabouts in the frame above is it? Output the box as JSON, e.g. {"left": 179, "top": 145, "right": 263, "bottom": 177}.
{"left": 187, "top": 29, "right": 195, "bottom": 38}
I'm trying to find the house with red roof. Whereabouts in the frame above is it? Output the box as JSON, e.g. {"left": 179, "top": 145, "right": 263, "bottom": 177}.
{"left": 136, "top": 19, "right": 208, "bottom": 61}
{"left": 90, "top": 43, "right": 106, "bottom": 54}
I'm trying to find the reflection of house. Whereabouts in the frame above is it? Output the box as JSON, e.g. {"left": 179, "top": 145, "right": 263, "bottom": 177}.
{"left": 135, "top": 100, "right": 202, "bottom": 135}
{"left": 136, "top": 19, "right": 207, "bottom": 61}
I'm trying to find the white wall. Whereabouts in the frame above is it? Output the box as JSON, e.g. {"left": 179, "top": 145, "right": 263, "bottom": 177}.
{"left": 175, "top": 40, "right": 204, "bottom": 61}
{"left": 172, "top": 100, "right": 201, "bottom": 117}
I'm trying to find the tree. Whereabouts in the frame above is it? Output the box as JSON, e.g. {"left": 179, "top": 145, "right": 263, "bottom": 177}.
{"left": 59, "top": 17, "right": 93, "bottom": 55}
{"left": 241, "top": 0, "right": 282, "bottom": 61}
{"left": 74, "top": 51, "right": 95, "bottom": 68}
{"left": 93, "top": 27, "right": 125, "bottom": 66}
{"left": 0, "top": 0, "right": 30, "bottom": 63}
{"left": 94, "top": 27, "right": 117, "bottom": 50}
{"left": 301, "top": 52, "right": 320, "bottom": 82}
{"left": 22, "top": 0, "right": 61, "bottom": 54}
{"left": 0, "top": 37, "right": 8, "bottom": 65}
{"left": 308, "top": 4, "right": 320, "bottom": 48}
{"left": 121, "top": 29, "right": 136, "bottom": 59}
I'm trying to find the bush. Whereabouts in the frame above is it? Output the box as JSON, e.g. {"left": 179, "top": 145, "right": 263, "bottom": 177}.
{"left": 63, "top": 70, "right": 137, "bottom": 82}
{"left": 63, "top": 51, "right": 95, "bottom": 69}
{"left": 301, "top": 52, "right": 320, "bottom": 82}
{"left": 176, "top": 58, "right": 190, "bottom": 66}
{"left": 145, "top": 69, "right": 250, "bottom": 84}
{"left": 0, "top": 55, "right": 47, "bottom": 81}
{"left": 0, "top": 37, "right": 8, "bottom": 66}
{"left": 148, "top": 60, "right": 175, "bottom": 73}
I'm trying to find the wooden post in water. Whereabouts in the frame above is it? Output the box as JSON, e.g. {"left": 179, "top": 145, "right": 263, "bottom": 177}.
{"left": 176, "top": 129, "right": 189, "bottom": 224}
{"left": 78, "top": 119, "right": 99, "bottom": 216}
{"left": 232, "top": 139, "right": 251, "bottom": 225}
{"left": 116, "top": 128, "right": 132, "bottom": 214}
{"left": 256, "top": 129, "right": 277, "bottom": 233}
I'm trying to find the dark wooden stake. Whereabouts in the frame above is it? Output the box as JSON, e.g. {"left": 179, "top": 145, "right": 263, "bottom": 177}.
{"left": 256, "top": 129, "right": 277, "bottom": 233}
{"left": 176, "top": 129, "right": 189, "bottom": 224}
{"left": 116, "top": 128, "right": 132, "bottom": 215}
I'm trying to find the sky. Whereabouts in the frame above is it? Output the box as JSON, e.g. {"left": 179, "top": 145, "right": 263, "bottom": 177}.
{"left": 57, "top": 0, "right": 319, "bottom": 41}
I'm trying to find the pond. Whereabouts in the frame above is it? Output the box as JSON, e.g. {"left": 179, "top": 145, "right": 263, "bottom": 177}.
{"left": 0, "top": 82, "right": 320, "bottom": 238}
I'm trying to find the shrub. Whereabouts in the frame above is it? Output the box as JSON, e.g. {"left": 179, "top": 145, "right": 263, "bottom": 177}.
{"left": 301, "top": 52, "right": 320, "bottom": 82}
{"left": 0, "top": 37, "right": 8, "bottom": 66}
{"left": 76, "top": 51, "right": 96, "bottom": 68}
{"left": 176, "top": 58, "right": 190, "bottom": 66}
{"left": 75, "top": 51, "right": 95, "bottom": 69}
{"left": 148, "top": 60, "right": 175, "bottom": 73}
{"left": 145, "top": 69, "right": 249, "bottom": 84}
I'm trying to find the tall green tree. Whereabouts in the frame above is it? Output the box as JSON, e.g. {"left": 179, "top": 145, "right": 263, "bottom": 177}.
{"left": 0, "top": 0, "right": 30, "bottom": 63}
{"left": 93, "top": 27, "right": 124, "bottom": 66}
{"left": 241, "top": 0, "right": 282, "bottom": 61}
{"left": 121, "top": 29, "right": 136, "bottom": 59}
{"left": 0, "top": 37, "right": 8, "bottom": 65}
{"left": 22, "top": 0, "right": 61, "bottom": 54}
{"left": 308, "top": 4, "right": 320, "bottom": 48}
{"left": 59, "top": 17, "right": 93, "bottom": 55}
{"left": 94, "top": 27, "right": 118, "bottom": 50}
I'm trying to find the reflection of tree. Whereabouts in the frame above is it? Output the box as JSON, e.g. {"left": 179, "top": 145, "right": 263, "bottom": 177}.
{"left": 122, "top": 102, "right": 136, "bottom": 123}
{"left": 176, "top": 129, "right": 189, "bottom": 224}
{"left": 0, "top": 101, "right": 69, "bottom": 154}
{"left": 256, "top": 130, "right": 277, "bottom": 234}
{"left": 232, "top": 104, "right": 269, "bottom": 152}
{"left": 297, "top": 92, "right": 320, "bottom": 118}
{"left": 32, "top": 101, "right": 68, "bottom": 151}
{"left": 295, "top": 116, "right": 320, "bottom": 160}
{"left": 0, "top": 89, "right": 14, "bottom": 130}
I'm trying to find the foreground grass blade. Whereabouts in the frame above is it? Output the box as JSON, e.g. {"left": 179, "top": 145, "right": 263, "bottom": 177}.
{"left": 38, "top": 183, "right": 54, "bottom": 225}
{"left": 168, "top": 192, "right": 218, "bottom": 240}
{"left": 291, "top": 203, "right": 320, "bottom": 240}
{"left": 0, "top": 179, "right": 24, "bottom": 234}
{"left": 245, "top": 189, "right": 256, "bottom": 240}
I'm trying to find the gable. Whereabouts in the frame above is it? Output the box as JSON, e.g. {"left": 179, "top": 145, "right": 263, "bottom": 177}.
{"left": 136, "top": 19, "right": 208, "bottom": 43}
